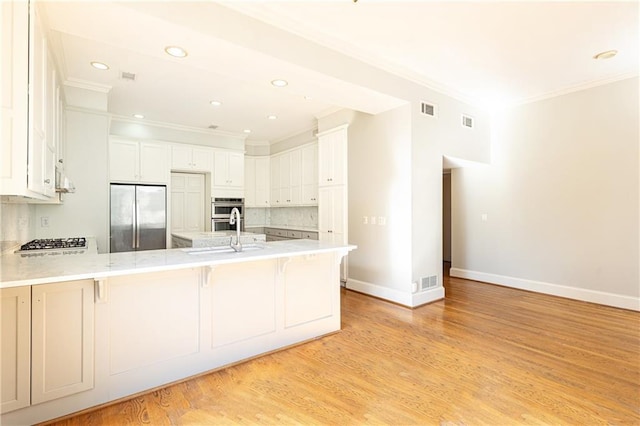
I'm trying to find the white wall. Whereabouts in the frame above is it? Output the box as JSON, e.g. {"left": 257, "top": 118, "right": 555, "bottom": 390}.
{"left": 36, "top": 108, "right": 110, "bottom": 252}
{"left": 345, "top": 107, "right": 413, "bottom": 299}
{"left": 451, "top": 77, "right": 639, "bottom": 310}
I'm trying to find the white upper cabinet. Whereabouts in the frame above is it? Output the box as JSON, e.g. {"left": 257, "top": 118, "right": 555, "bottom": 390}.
{"left": 268, "top": 143, "right": 318, "bottom": 207}
{"left": 171, "top": 145, "right": 213, "bottom": 172}
{"left": 109, "top": 138, "right": 169, "bottom": 184}
{"left": 244, "top": 156, "right": 270, "bottom": 208}
{"left": 318, "top": 127, "right": 347, "bottom": 187}
{"left": 213, "top": 150, "right": 244, "bottom": 197}
{"left": 1, "top": 2, "right": 58, "bottom": 200}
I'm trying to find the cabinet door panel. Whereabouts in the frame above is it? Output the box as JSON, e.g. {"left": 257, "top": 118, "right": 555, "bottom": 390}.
{"left": 192, "top": 147, "right": 213, "bottom": 171}
{"left": 210, "top": 261, "right": 276, "bottom": 347}
{"left": 1, "top": 286, "right": 30, "bottom": 414}
{"left": 171, "top": 145, "right": 192, "bottom": 170}
{"left": 109, "top": 139, "right": 138, "bottom": 181}
{"left": 31, "top": 280, "right": 94, "bottom": 404}
{"left": 139, "top": 142, "right": 168, "bottom": 183}
{"left": 255, "top": 157, "right": 270, "bottom": 206}
{"left": 284, "top": 256, "right": 333, "bottom": 328}
{"left": 244, "top": 157, "right": 256, "bottom": 206}
{"left": 108, "top": 270, "right": 200, "bottom": 375}
{"left": 227, "top": 152, "right": 244, "bottom": 187}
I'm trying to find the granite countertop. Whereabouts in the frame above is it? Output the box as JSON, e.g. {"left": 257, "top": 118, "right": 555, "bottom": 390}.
{"left": 246, "top": 225, "right": 319, "bottom": 233}
{"left": 0, "top": 240, "right": 356, "bottom": 289}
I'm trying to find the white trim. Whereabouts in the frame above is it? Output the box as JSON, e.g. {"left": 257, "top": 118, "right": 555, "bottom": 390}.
{"left": 110, "top": 115, "right": 247, "bottom": 140}
{"left": 450, "top": 268, "right": 640, "bottom": 312}
{"left": 412, "top": 286, "right": 445, "bottom": 307}
{"left": 269, "top": 125, "right": 318, "bottom": 145}
{"left": 245, "top": 140, "right": 270, "bottom": 147}
{"left": 314, "top": 106, "right": 344, "bottom": 121}
{"left": 315, "top": 123, "right": 349, "bottom": 138}
{"left": 346, "top": 278, "right": 444, "bottom": 308}
{"left": 63, "top": 78, "right": 112, "bottom": 93}
{"left": 513, "top": 73, "right": 639, "bottom": 107}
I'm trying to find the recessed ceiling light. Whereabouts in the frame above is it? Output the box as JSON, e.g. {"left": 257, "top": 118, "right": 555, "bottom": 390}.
{"left": 90, "top": 61, "right": 109, "bottom": 70}
{"left": 267, "top": 115, "right": 277, "bottom": 120}
{"left": 210, "top": 100, "right": 222, "bottom": 107}
{"left": 243, "top": 129, "right": 252, "bottom": 133}
{"left": 271, "top": 79, "right": 288, "bottom": 87}
{"left": 132, "top": 114, "right": 145, "bottom": 119}
{"left": 593, "top": 50, "right": 618, "bottom": 60}
{"left": 165, "top": 46, "right": 188, "bottom": 58}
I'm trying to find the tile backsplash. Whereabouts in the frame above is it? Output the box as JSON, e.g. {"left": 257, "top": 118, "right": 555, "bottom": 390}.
{"left": 0, "top": 202, "right": 35, "bottom": 248}
{"left": 245, "top": 207, "right": 318, "bottom": 229}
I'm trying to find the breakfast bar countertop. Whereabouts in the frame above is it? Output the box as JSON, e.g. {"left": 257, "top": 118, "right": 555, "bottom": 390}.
{"left": 0, "top": 239, "right": 355, "bottom": 289}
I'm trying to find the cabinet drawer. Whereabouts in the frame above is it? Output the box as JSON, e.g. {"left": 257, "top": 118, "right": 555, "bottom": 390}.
{"left": 287, "top": 230, "right": 302, "bottom": 239}
{"left": 264, "top": 228, "right": 287, "bottom": 237}
{"left": 302, "top": 232, "right": 318, "bottom": 240}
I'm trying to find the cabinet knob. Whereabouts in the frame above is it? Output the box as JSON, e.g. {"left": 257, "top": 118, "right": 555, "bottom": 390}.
{"left": 44, "top": 179, "right": 51, "bottom": 184}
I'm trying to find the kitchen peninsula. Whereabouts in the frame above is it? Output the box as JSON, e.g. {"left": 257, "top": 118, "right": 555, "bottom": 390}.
{"left": 0, "top": 240, "right": 355, "bottom": 425}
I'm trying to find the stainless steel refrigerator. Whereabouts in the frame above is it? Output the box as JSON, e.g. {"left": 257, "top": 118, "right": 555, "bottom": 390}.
{"left": 110, "top": 184, "right": 167, "bottom": 253}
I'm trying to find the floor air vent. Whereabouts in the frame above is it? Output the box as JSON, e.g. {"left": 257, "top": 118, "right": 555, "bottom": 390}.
{"left": 420, "top": 275, "right": 438, "bottom": 291}
{"left": 420, "top": 101, "right": 437, "bottom": 118}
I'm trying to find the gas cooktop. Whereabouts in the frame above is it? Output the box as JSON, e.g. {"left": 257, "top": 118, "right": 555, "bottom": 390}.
{"left": 19, "top": 237, "right": 87, "bottom": 251}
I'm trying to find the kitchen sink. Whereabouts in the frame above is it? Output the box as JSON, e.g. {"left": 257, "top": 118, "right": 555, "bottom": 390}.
{"left": 182, "top": 244, "right": 266, "bottom": 255}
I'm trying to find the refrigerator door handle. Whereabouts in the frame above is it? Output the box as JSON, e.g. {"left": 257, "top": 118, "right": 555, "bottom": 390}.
{"left": 131, "top": 201, "right": 136, "bottom": 249}
{"left": 135, "top": 199, "right": 141, "bottom": 249}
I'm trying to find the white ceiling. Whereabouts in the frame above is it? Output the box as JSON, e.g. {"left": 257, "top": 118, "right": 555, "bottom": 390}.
{"left": 41, "top": 1, "right": 639, "bottom": 143}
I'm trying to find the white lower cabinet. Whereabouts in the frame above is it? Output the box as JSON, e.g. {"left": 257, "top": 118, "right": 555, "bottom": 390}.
{"left": 2, "top": 251, "right": 347, "bottom": 424}
{"left": 1, "top": 287, "right": 31, "bottom": 414}
{"left": 31, "top": 280, "right": 95, "bottom": 405}
{"left": 1, "top": 280, "right": 95, "bottom": 416}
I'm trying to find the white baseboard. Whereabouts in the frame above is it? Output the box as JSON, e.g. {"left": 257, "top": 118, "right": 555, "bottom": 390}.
{"left": 449, "top": 268, "right": 640, "bottom": 311}
{"left": 346, "top": 278, "right": 444, "bottom": 308}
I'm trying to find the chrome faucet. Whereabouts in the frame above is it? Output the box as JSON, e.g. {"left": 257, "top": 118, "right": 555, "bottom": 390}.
{"left": 229, "top": 207, "right": 242, "bottom": 252}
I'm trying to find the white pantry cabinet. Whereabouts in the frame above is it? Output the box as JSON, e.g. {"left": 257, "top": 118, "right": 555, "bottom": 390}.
{"left": 318, "top": 126, "right": 347, "bottom": 186}
{"left": 0, "top": 287, "right": 31, "bottom": 414}
{"left": 318, "top": 186, "right": 346, "bottom": 244}
{"left": 109, "top": 138, "right": 169, "bottom": 184}
{"left": 301, "top": 143, "right": 318, "bottom": 204}
{"left": 1, "top": 2, "right": 59, "bottom": 201}
{"left": 244, "top": 156, "right": 270, "bottom": 207}
{"left": 171, "top": 145, "right": 213, "bottom": 172}
{"left": 171, "top": 172, "right": 205, "bottom": 233}
{"left": 212, "top": 150, "right": 244, "bottom": 197}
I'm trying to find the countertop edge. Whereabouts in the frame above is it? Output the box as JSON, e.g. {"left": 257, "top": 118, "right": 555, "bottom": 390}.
{"left": 0, "top": 242, "right": 356, "bottom": 289}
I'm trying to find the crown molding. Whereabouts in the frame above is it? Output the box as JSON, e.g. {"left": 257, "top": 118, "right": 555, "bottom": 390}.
{"left": 63, "top": 78, "right": 112, "bottom": 94}
{"left": 513, "top": 72, "right": 639, "bottom": 107}
{"left": 110, "top": 114, "right": 248, "bottom": 140}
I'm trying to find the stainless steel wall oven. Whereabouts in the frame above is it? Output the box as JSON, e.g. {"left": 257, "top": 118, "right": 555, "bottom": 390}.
{"left": 212, "top": 198, "right": 244, "bottom": 231}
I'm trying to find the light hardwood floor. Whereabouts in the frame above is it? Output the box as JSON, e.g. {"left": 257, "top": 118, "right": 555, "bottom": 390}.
{"left": 44, "top": 269, "right": 640, "bottom": 425}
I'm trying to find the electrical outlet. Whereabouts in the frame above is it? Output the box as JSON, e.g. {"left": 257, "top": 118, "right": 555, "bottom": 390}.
{"left": 18, "top": 217, "right": 28, "bottom": 230}
{"left": 362, "top": 216, "right": 368, "bottom": 225}
{"left": 40, "top": 216, "right": 50, "bottom": 228}
{"left": 481, "top": 213, "right": 488, "bottom": 222}
{"left": 370, "top": 216, "right": 377, "bottom": 225}
{"left": 378, "top": 216, "right": 386, "bottom": 226}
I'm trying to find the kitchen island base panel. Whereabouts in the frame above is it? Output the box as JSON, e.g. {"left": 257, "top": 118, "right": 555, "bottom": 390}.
{"left": 1, "top": 250, "right": 345, "bottom": 426}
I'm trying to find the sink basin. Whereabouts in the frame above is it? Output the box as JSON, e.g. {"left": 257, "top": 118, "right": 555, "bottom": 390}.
{"left": 182, "top": 244, "right": 265, "bottom": 255}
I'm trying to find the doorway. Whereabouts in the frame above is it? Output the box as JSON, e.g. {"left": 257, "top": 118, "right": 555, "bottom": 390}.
{"left": 443, "top": 171, "right": 452, "bottom": 276}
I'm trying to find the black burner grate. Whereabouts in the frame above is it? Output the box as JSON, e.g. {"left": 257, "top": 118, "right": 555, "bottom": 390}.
{"left": 20, "top": 237, "right": 87, "bottom": 251}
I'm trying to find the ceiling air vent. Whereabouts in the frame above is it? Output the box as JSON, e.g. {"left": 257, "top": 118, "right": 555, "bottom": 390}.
{"left": 461, "top": 114, "right": 474, "bottom": 129}
{"left": 120, "top": 71, "right": 136, "bottom": 81}
{"left": 420, "top": 101, "right": 438, "bottom": 118}
{"left": 208, "top": 124, "right": 219, "bottom": 130}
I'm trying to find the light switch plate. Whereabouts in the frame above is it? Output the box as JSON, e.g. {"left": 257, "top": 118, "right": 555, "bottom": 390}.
{"left": 378, "top": 216, "right": 386, "bottom": 226}
{"left": 370, "top": 216, "right": 377, "bottom": 225}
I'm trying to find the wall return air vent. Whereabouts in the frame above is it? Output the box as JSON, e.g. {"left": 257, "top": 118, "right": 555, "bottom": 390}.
{"left": 461, "top": 114, "right": 474, "bottom": 129}
{"left": 420, "top": 101, "right": 438, "bottom": 118}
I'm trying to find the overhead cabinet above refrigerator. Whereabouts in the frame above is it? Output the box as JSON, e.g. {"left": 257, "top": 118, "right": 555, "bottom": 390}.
{"left": 110, "top": 184, "right": 167, "bottom": 253}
